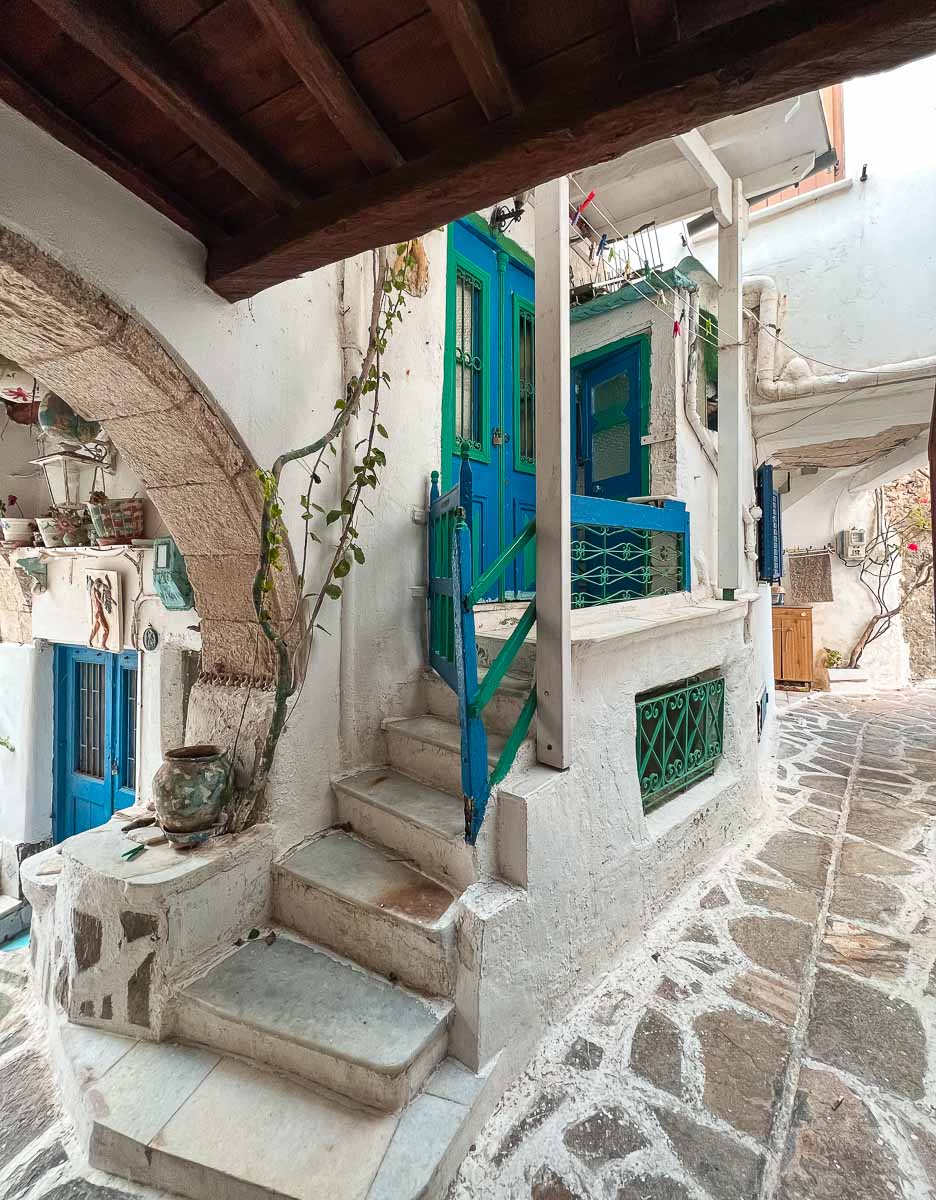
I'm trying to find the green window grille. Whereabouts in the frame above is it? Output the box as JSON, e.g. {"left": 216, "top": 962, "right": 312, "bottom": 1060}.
{"left": 636, "top": 676, "right": 725, "bottom": 812}
{"left": 571, "top": 526, "right": 684, "bottom": 608}
{"left": 515, "top": 301, "right": 535, "bottom": 470}
{"left": 454, "top": 267, "right": 484, "bottom": 453}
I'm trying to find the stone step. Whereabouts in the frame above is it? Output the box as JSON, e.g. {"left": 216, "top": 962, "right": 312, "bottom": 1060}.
{"left": 476, "top": 632, "right": 535, "bottom": 680}
{"left": 0, "top": 895, "right": 29, "bottom": 946}
{"left": 175, "top": 933, "right": 452, "bottom": 1111}
{"left": 68, "top": 1020, "right": 488, "bottom": 1200}
{"left": 424, "top": 668, "right": 533, "bottom": 738}
{"left": 334, "top": 767, "right": 476, "bottom": 892}
{"left": 383, "top": 714, "right": 532, "bottom": 796}
{"left": 274, "top": 829, "right": 459, "bottom": 995}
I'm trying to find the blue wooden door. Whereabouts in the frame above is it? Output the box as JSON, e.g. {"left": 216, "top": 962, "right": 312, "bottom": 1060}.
{"left": 574, "top": 341, "right": 647, "bottom": 502}
{"left": 444, "top": 218, "right": 535, "bottom": 600}
{"left": 54, "top": 646, "right": 138, "bottom": 842}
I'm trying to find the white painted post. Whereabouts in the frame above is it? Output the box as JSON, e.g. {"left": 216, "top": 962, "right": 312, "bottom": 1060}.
{"left": 534, "top": 177, "right": 572, "bottom": 769}
{"left": 717, "top": 179, "right": 747, "bottom": 599}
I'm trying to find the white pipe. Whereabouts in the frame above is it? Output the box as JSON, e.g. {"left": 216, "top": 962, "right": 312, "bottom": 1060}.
{"left": 743, "top": 275, "right": 936, "bottom": 403}
{"left": 683, "top": 288, "right": 718, "bottom": 471}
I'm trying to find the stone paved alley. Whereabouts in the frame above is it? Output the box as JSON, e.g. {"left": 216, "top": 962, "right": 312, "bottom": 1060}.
{"left": 4, "top": 691, "right": 936, "bottom": 1200}
{"left": 452, "top": 690, "right": 936, "bottom": 1200}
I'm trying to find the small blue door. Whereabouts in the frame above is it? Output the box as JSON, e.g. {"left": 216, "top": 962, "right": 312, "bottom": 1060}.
{"left": 443, "top": 218, "right": 535, "bottom": 599}
{"left": 573, "top": 339, "right": 648, "bottom": 502}
{"left": 54, "top": 646, "right": 138, "bottom": 842}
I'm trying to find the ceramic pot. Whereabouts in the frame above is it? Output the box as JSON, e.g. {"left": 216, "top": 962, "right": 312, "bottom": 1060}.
{"left": 1, "top": 517, "right": 37, "bottom": 546}
{"left": 152, "top": 745, "right": 231, "bottom": 839}
{"left": 37, "top": 390, "right": 101, "bottom": 446}
{"left": 56, "top": 505, "right": 94, "bottom": 547}
{"left": 36, "top": 516, "right": 65, "bottom": 548}
{"left": 86, "top": 497, "right": 145, "bottom": 546}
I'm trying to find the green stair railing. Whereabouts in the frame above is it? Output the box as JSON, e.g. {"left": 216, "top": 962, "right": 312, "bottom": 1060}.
{"left": 428, "top": 457, "right": 536, "bottom": 844}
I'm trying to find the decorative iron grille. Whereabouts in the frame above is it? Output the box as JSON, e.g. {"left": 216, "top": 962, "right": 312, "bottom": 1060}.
{"left": 636, "top": 676, "right": 725, "bottom": 811}
{"left": 571, "top": 525, "right": 684, "bottom": 607}
{"left": 454, "top": 267, "right": 484, "bottom": 453}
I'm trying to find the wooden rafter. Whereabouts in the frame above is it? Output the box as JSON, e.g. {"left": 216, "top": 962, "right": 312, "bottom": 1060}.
{"left": 628, "top": 0, "right": 680, "bottom": 57}
{"left": 247, "top": 0, "right": 403, "bottom": 174}
{"left": 207, "top": 0, "right": 936, "bottom": 300}
{"left": 29, "top": 0, "right": 302, "bottom": 212}
{"left": 0, "top": 56, "right": 223, "bottom": 241}
{"left": 426, "top": 0, "right": 521, "bottom": 121}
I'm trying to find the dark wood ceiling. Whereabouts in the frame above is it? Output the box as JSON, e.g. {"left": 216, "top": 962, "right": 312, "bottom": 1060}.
{"left": 1, "top": 0, "right": 934, "bottom": 301}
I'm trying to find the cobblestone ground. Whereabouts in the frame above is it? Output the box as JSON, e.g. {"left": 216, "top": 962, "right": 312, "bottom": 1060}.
{"left": 0, "top": 946, "right": 160, "bottom": 1200}
{"left": 452, "top": 690, "right": 936, "bottom": 1200}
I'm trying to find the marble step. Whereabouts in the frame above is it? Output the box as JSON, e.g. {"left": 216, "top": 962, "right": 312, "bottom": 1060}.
{"left": 68, "top": 1020, "right": 487, "bottom": 1200}
{"left": 424, "top": 668, "right": 533, "bottom": 738}
{"left": 334, "top": 767, "right": 476, "bottom": 892}
{"left": 383, "top": 714, "right": 532, "bottom": 796}
{"left": 274, "top": 829, "right": 459, "bottom": 995}
{"left": 476, "top": 632, "right": 535, "bottom": 680}
{"left": 175, "top": 933, "right": 452, "bottom": 1111}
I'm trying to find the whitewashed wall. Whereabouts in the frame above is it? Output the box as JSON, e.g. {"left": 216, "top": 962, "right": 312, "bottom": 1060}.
{"left": 782, "top": 473, "right": 909, "bottom": 687}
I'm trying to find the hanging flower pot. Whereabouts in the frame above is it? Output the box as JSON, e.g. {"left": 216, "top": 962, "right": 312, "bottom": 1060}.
{"left": 85, "top": 495, "right": 145, "bottom": 546}
{"left": 37, "top": 391, "right": 101, "bottom": 446}
{"left": 153, "top": 745, "right": 232, "bottom": 847}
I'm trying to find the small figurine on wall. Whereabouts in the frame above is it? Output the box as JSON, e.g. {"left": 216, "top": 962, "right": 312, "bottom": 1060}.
{"left": 86, "top": 569, "right": 121, "bottom": 651}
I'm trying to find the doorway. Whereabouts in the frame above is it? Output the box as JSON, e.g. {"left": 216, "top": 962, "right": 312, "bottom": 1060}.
{"left": 442, "top": 216, "right": 536, "bottom": 600}
{"left": 53, "top": 646, "right": 139, "bottom": 842}
{"left": 572, "top": 334, "right": 650, "bottom": 502}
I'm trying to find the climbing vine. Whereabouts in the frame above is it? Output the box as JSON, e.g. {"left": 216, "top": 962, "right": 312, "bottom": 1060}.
{"left": 232, "top": 245, "right": 414, "bottom": 830}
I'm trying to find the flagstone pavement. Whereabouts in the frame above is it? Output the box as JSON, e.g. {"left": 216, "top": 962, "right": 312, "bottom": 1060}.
{"left": 451, "top": 689, "right": 936, "bottom": 1200}
{"left": 3, "top": 690, "right": 936, "bottom": 1200}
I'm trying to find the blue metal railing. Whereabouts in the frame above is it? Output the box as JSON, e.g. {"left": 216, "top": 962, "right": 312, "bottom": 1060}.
{"left": 427, "top": 469, "right": 692, "bottom": 844}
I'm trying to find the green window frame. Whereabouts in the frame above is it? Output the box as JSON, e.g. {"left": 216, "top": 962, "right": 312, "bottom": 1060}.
{"left": 512, "top": 294, "right": 536, "bottom": 475}
{"left": 442, "top": 244, "right": 492, "bottom": 471}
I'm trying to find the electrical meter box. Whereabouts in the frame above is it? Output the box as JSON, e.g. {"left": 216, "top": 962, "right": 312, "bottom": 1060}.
{"left": 153, "top": 536, "right": 195, "bottom": 610}
{"left": 836, "top": 527, "right": 867, "bottom": 565}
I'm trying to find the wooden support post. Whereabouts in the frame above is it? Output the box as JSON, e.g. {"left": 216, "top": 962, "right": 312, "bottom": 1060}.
{"left": 717, "top": 179, "right": 746, "bottom": 600}
{"left": 534, "top": 177, "right": 572, "bottom": 769}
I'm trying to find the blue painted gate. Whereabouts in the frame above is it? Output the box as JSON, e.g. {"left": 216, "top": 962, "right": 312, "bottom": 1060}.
{"left": 54, "top": 646, "right": 138, "bottom": 842}
{"left": 443, "top": 218, "right": 535, "bottom": 600}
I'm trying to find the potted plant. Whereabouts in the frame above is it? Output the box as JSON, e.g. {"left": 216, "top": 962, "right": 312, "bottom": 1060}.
{"left": 85, "top": 491, "right": 145, "bottom": 546}
{"left": 37, "top": 503, "right": 95, "bottom": 548}
{"left": 824, "top": 646, "right": 868, "bottom": 693}
{"left": 0, "top": 494, "right": 36, "bottom": 547}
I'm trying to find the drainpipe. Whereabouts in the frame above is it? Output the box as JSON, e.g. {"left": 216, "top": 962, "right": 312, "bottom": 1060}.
{"left": 683, "top": 288, "right": 718, "bottom": 471}
{"left": 744, "top": 275, "right": 936, "bottom": 402}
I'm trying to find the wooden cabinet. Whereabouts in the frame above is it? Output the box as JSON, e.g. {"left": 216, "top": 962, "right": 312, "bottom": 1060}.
{"left": 772, "top": 606, "right": 814, "bottom": 688}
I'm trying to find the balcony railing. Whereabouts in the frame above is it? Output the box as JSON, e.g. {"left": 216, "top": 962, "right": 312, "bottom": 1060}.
{"left": 636, "top": 676, "right": 726, "bottom": 812}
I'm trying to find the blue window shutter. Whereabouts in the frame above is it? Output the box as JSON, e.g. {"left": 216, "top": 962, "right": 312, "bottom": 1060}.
{"left": 756, "top": 464, "right": 783, "bottom": 582}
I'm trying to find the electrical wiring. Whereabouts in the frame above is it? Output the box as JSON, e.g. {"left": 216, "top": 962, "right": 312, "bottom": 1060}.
{"left": 741, "top": 306, "right": 910, "bottom": 377}
{"left": 760, "top": 388, "right": 863, "bottom": 438}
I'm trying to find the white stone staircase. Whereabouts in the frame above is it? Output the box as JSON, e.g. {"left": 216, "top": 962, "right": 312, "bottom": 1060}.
{"left": 43, "top": 631, "right": 538, "bottom": 1200}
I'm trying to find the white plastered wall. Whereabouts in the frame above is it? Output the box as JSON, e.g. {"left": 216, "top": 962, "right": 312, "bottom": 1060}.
{"left": 781, "top": 473, "right": 910, "bottom": 688}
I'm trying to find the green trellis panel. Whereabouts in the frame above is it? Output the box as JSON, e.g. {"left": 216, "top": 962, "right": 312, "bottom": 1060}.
{"left": 636, "top": 677, "right": 725, "bottom": 812}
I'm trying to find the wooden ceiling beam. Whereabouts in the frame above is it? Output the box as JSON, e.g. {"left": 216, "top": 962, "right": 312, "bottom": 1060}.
{"left": 208, "top": 0, "right": 936, "bottom": 300}
{"left": 628, "top": 0, "right": 680, "bottom": 57}
{"left": 247, "top": 0, "right": 403, "bottom": 174}
{"left": 426, "top": 0, "right": 521, "bottom": 121}
{"left": 0, "top": 56, "right": 224, "bottom": 241}
{"left": 29, "top": 0, "right": 301, "bottom": 212}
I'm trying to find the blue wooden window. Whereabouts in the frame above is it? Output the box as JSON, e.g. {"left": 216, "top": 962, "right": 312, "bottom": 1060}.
{"left": 756, "top": 464, "right": 783, "bottom": 583}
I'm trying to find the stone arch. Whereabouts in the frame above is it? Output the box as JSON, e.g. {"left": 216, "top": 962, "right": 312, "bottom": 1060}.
{"left": 0, "top": 225, "right": 296, "bottom": 679}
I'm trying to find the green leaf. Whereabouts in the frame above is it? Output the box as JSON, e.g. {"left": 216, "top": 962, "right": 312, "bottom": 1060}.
{"left": 326, "top": 510, "right": 342, "bottom": 524}
{"left": 311, "top": 502, "right": 325, "bottom": 513}
{"left": 315, "top": 624, "right": 331, "bottom": 635}
{"left": 352, "top": 545, "right": 365, "bottom": 564}
{"left": 334, "top": 559, "right": 351, "bottom": 578}
{"left": 324, "top": 583, "right": 342, "bottom": 599}
{"left": 341, "top": 499, "right": 354, "bottom": 515}
{"left": 377, "top": 423, "right": 388, "bottom": 438}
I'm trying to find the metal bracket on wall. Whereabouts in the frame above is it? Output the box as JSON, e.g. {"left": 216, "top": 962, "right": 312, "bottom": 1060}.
{"left": 640, "top": 433, "right": 676, "bottom": 446}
